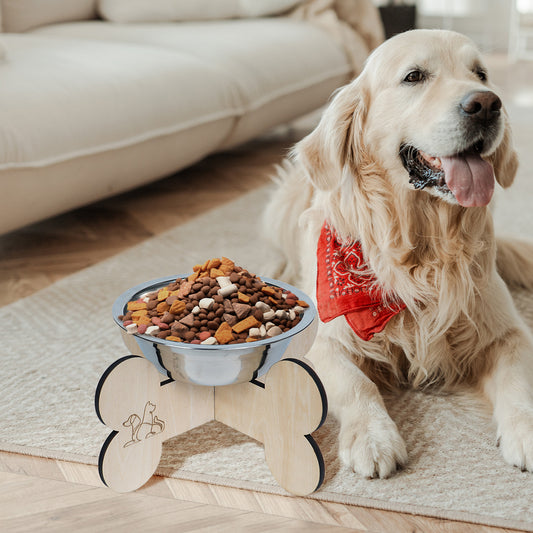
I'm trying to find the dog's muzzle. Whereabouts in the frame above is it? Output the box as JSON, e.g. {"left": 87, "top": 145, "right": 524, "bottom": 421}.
{"left": 400, "top": 91, "right": 502, "bottom": 207}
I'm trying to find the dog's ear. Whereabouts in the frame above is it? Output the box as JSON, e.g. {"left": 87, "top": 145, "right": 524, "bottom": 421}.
{"left": 489, "top": 112, "right": 518, "bottom": 189}
{"left": 293, "top": 78, "right": 368, "bottom": 190}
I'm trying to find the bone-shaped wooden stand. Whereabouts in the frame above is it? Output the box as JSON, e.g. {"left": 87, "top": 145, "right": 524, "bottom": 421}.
{"left": 96, "top": 355, "right": 327, "bottom": 496}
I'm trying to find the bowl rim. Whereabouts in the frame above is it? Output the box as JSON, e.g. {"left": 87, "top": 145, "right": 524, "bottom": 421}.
{"left": 112, "top": 274, "right": 316, "bottom": 352}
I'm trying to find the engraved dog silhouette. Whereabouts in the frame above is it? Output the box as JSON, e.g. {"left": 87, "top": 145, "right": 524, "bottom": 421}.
{"left": 123, "top": 401, "right": 165, "bottom": 447}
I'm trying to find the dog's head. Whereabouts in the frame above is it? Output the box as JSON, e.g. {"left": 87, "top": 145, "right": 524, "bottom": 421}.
{"left": 296, "top": 29, "right": 518, "bottom": 208}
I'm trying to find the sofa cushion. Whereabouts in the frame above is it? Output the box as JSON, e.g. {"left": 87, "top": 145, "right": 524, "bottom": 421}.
{"left": 32, "top": 18, "right": 351, "bottom": 145}
{"left": 0, "top": 0, "right": 97, "bottom": 32}
{"left": 98, "top": 0, "right": 302, "bottom": 23}
{"left": 0, "top": 33, "right": 241, "bottom": 169}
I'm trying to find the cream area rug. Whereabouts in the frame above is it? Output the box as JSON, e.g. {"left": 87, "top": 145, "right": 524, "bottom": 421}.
{"left": 1, "top": 185, "right": 533, "bottom": 532}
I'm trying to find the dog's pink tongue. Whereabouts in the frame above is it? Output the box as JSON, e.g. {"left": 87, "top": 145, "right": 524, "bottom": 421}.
{"left": 441, "top": 153, "right": 495, "bottom": 207}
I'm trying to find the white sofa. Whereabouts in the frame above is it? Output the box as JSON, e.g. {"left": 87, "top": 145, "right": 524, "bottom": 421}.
{"left": 0, "top": 0, "right": 383, "bottom": 235}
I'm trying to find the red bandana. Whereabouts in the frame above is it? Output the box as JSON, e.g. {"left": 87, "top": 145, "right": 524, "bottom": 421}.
{"left": 316, "top": 222, "right": 406, "bottom": 341}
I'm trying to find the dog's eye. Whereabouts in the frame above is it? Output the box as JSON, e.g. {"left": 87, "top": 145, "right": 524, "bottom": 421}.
{"left": 474, "top": 68, "right": 488, "bottom": 82}
{"left": 403, "top": 70, "right": 425, "bottom": 84}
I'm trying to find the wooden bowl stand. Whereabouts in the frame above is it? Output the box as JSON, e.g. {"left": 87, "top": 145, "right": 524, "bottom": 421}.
{"left": 95, "top": 354, "right": 327, "bottom": 496}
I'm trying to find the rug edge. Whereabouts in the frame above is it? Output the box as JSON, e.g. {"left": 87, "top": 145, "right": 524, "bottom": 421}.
{"left": 2, "top": 441, "right": 531, "bottom": 532}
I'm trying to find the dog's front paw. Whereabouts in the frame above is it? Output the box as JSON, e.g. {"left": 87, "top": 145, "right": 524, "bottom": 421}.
{"left": 338, "top": 413, "right": 408, "bottom": 479}
{"left": 498, "top": 407, "right": 533, "bottom": 472}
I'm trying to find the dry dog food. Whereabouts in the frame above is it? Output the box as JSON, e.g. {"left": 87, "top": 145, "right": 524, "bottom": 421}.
{"left": 119, "top": 257, "right": 308, "bottom": 345}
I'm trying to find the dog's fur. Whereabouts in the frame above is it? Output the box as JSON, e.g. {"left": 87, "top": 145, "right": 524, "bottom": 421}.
{"left": 264, "top": 29, "right": 533, "bottom": 477}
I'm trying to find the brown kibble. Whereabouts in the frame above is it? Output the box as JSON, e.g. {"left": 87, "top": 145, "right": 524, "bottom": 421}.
{"left": 166, "top": 295, "right": 178, "bottom": 305}
{"left": 232, "top": 316, "right": 261, "bottom": 334}
{"left": 161, "top": 312, "right": 175, "bottom": 324}
{"left": 177, "top": 281, "right": 193, "bottom": 298}
{"left": 233, "top": 302, "right": 251, "bottom": 320}
{"left": 179, "top": 313, "right": 195, "bottom": 327}
{"left": 223, "top": 313, "right": 237, "bottom": 326}
{"left": 215, "top": 322, "right": 234, "bottom": 344}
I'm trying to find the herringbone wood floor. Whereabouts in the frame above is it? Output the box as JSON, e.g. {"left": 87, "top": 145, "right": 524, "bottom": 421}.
{"left": 1, "top": 54, "right": 531, "bottom": 532}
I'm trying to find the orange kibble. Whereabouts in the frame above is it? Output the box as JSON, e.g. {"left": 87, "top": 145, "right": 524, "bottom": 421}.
{"left": 193, "top": 264, "right": 203, "bottom": 272}
{"left": 131, "top": 309, "right": 148, "bottom": 319}
{"left": 169, "top": 299, "right": 186, "bottom": 315}
{"left": 207, "top": 258, "right": 221, "bottom": 270}
{"left": 135, "top": 315, "right": 152, "bottom": 326}
{"left": 261, "top": 286, "right": 279, "bottom": 297}
{"left": 232, "top": 316, "right": 261, "bottom": 334}
{"left": 156, "top": 301, "right": 170, "bottom": 314}
{"left": 166, "top": 335, "right": 182, "bottom": 342}
{"left": 296, "top": 300, "right": 309, "bottom": 308}
{"left": 220, "top": 257, "right": 235, "bottom": 274}
{"left": 210, "top": 267, "right": 225, "bottom": 278}
{"left": 127, "top": 301, "right": 147, "bottom": 311}
{"left": 237, "top": 292, "right": 250, "bottom": 303}
{"left": 157, "top": 289, "right": 170, "bottom": 301}
{"left": 215, "top": 322, "right": 234, "bottom": 345}
{"left": 188, "top": 271, "right": 199, "bottom": 282}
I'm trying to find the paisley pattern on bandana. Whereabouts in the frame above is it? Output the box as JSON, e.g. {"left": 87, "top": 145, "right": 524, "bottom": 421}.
{"left": 316, "top": 222, "right": 406, "bottom": 341}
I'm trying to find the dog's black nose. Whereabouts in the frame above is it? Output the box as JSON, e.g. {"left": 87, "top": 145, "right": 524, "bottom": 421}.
{"left": 460, "top": 90, "right": 501, "bottom": 122}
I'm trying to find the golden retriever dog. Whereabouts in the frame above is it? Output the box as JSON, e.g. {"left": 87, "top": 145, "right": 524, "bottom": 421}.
{"left": 263, "top": 29, "right": 533, "bottom": 478}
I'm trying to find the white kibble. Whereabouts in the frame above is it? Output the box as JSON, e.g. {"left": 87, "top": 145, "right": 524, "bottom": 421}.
{"left": 216, "top": 276, "right": 232, "bottom": 288}
{"left": 275, "top": 309, "right": 288, "bottom": 320}
{"left": 294, "top": 305, "right": 305, "bottom": 315}
{"left": 199, "top": 297, "right": 215, "bottom": 310}
{"left": 200, "top": 337, "right": 218, "bottom": 345}
{"left": 260, "top": 325, "right": 266, "bottom": 336}
{"left": 146, "top": 325, "right": 160, "bottom": 336}
{"left": 255, "top": 301, "right": 270, "bottom": 312}
{"left": 265, "top": 321, "right": 275, "bottom": 330}
{"left": 218, "top": 283, "right": 238, "bottom": 297}
{"left": 192, "top": 305, "right": 201, "bottom": 315}
{"left": 267, "top": 326, "right": 283, "bottom": 337}
{"left": 249, "top": 327, "right": 262, "bottom": 337}
{"left": 142, "top": 297, "right": 150, "bottom": 303}
{"left": 125, "top": 323, "right": 138, "bottom": 334}
{"left": 289, "top": 309, "right": 296, "bottom": 321}
{"left": 263, "top": 310, "right": 275, "bottom": 321}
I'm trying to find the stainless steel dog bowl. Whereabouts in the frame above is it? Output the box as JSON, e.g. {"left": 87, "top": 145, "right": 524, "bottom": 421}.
{"left": 113, "top": 275, "right": 317, "bottom": 386}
